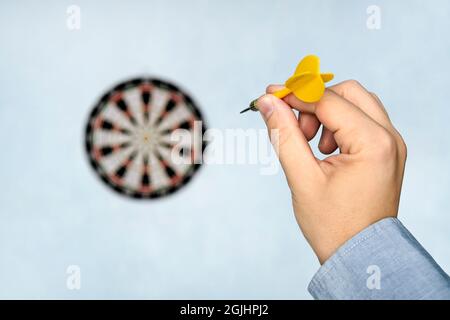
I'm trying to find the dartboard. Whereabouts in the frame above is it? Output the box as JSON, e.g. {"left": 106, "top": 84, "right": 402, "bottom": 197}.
{"left": 85, "top": 78, "right": 207, "bottom": 199}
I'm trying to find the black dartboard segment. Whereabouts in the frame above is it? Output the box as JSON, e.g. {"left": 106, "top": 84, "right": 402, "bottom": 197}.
{"left": 85, "top": 78, "right": 207, "bottom": 199}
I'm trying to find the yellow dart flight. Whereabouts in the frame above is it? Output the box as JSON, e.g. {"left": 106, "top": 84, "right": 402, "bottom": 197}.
{"left": 241, "top": 55, "right": 334, "bottom": 113}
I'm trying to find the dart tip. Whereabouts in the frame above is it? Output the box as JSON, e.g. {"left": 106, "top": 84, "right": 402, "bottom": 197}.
{"left": 240, "top": 99, "right": 259, "bottom": 114}
{"left": 240, "top": 107, "right": 252, "bottom": 114}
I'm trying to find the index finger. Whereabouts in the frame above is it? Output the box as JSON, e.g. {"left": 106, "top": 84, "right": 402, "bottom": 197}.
{"left": 282, "top": 89, "right": 382, "bottom": 154}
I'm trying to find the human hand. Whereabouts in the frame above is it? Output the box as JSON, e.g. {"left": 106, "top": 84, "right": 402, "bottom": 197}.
{"left": 256, "top": 80, "right": 407, "bottom": 264}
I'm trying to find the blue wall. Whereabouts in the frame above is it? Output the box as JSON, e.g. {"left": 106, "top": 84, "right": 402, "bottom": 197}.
{"left": 0, "top": 0, "right": 449, "bottom": 298}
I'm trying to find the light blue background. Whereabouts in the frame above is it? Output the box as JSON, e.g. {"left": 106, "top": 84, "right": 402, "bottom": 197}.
{"left": 1, "top": 0, "right": 449, "bottom": 299}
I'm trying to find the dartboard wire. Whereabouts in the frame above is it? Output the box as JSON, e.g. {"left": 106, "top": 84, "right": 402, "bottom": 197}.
{"left": 109, "top": 149, "right": 139, "bottom": 187}
{"left": 153, "top": 92, "right": 183, "bottom": 129}
{"left": 139, "top": 152, "right": 152, "bottom": 194}
{"left": 93, "top": 141, "right": 133, "bottom": 162}
{"left": 92, "top": 113, "right": 134, "bottom": 157}
{"left": 100, "top": 90, "right": 143, "bottom": 188}
{"left": 158, "top": 116, "right": 195, "bottom": 136}
{"left": 110, "top": 91, "right": 139, "bottom": 128}
{"left": 152, "top": 147, "right": 183, "bottom": 187}
{"left": 99, "top": 141, "right": 135, "bottom": 179}
{"left": 157, "top": 118, "right": 198, "bottom": 166}
{"left": 139, "top": 82, "right": 153, "bottom": 126}
{"left": 94, "top": 116, "right": 133, "bottom": 136}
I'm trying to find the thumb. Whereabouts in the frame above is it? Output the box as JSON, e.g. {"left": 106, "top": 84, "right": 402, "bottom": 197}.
{"left": 257, "top": 94, "right": 321, "bottom": 188}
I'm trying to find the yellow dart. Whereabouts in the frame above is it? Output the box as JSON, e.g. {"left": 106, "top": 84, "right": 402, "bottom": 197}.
{"left": 240, "top": 55, "right": 334, "bottom": 114}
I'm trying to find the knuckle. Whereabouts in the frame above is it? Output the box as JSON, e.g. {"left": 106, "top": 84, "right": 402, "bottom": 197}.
{"left": 317, "top": 92, "right": 335, "bottom": 107}
{"left": 370, "top": 92, "right": 380, "bottom": 102}
{"left": 342, "top": 79, "right": 363, "bottom": 91}
{"left": 397, "top": 134, "right": 408, "bottom": 160}
{"left": 265, "top": 84, "right": 278, "bottom": 94}
{"left": 371, "top": 130, "right": 397, "bottom": 160}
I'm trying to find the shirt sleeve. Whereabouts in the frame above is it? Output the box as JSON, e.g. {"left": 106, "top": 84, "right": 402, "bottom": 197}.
{"left": 308, "top": 217, "right": 450, "bottom": 300}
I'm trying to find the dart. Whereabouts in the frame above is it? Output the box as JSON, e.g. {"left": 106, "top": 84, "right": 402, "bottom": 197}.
{"left": 240, "top": 55, "right": 334, "bottom": 114}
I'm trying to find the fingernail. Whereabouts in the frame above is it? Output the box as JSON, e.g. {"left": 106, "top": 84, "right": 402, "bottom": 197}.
{"left": 257, "top": 96, "right": 274, "bottom": 120}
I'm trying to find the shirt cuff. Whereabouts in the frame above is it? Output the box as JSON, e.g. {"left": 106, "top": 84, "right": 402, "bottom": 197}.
{"left": 308, "top": 217, "right": 450, "bottom": 300}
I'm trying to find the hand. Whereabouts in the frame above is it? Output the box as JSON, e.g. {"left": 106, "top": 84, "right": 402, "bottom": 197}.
{"left": 257, "top": 80, "right": 407, "bottom": 264}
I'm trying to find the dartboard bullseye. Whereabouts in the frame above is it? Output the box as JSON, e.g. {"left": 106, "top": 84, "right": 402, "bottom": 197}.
{"left": 85, "top": 78, "right": 207, "bottom": 199}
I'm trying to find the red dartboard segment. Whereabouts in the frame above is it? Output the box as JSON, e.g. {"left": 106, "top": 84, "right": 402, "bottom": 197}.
{"left": 85, "top": 78, "right": 207, "bottom": 199}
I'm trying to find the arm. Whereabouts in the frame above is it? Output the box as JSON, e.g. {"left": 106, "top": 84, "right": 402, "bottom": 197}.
{"left": 255, "top": 80, "right": 450, "bottom": 299}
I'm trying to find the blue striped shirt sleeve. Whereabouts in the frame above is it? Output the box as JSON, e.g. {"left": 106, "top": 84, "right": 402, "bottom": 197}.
{"left": 308, "top": 218, "right": 450, "bottom": 299}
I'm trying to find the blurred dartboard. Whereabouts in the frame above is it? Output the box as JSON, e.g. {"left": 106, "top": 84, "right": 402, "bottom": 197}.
{"left": 85, "top": 78, "right": 207, "bottom": 199}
